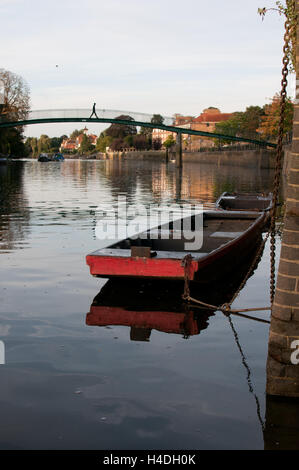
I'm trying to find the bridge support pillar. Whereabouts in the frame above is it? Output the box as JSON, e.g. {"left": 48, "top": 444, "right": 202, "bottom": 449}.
{"left": 176, "top": 133, "right": 182, "bottom": 168}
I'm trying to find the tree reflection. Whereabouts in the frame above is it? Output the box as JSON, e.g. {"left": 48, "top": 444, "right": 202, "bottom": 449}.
{"left": 0, "top": 162, "right": 29, "bottom": 251}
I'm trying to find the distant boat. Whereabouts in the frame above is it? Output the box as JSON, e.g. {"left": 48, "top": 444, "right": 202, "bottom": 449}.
{"left": 0, "top": 157, "right": 7, "bottom": 165}
{"left": 38, "top": 153, "right": 50, "bottom": 162}
{"left": 53, "top": 153, "right": 64, "bottom": 161}
{"left": 37, "top": 152, "right": 65, "bottom": 162}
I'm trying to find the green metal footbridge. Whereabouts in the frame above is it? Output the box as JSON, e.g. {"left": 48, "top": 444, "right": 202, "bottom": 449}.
{"left": 0, "top": 108, "right": 276, "bottom": 149}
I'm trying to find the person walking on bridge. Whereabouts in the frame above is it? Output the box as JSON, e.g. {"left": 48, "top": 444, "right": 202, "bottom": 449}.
{"left": 90, "top": 103, "right": 99, "bottom": 119}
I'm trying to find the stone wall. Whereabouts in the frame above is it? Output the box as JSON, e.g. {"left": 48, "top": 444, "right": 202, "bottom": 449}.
{"left": 61, "top": 148, "right": 279, "bottom": 169}
{"left": 181, "top": 149, "right": 276, "bottom": 168}
{"left": 119, "top": 148, "right": 276, "bottom": 168}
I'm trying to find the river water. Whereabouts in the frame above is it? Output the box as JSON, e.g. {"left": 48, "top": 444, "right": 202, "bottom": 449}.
{"left": 0, "top": 158, "right": 291, "bottom": 450}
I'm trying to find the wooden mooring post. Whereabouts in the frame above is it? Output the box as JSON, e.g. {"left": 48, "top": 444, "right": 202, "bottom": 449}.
{"left": 266, "top": 0, "right": 299, "bottom": 398}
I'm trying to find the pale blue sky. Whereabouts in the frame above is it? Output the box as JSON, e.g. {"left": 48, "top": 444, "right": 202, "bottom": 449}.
{"left": 0, "top": 0, "right": 294, "bottom": 137}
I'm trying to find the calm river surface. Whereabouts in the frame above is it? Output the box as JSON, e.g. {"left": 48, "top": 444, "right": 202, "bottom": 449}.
{"left": 0, "top": 158, "right": 288, "bottom": 449}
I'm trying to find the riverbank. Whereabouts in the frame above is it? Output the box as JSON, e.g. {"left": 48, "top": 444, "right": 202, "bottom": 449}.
{"left": 28, "top": 147, "right": 283, "bottom": 169}
{"left": 110, "top": 148, "right": 277, "bottom": 169}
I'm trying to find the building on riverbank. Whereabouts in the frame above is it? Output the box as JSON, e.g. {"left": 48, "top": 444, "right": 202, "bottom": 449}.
{"left": 152, "top": 108, "right": 234, "bottom": 150}
{"left": 60, "top": 127, "right": 97, "bottom": 153}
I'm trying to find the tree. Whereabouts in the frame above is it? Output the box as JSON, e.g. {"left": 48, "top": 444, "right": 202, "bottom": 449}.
{"left": 151, "top": 114, "right": 164, "bottom": 125}
{"left": 0, "top": 68, "right": 30, "bottom": 156}
{"left": 50, "top": 136, "right": 64, "bottom": 152}
{"left": 80, "top": 134, "right": 94, "bottom": 153}
{"left": 214, "top": 115, "right": 241, "bottom": 145}
{"left": 162, "top": 134, "right": 175, "bottom": 158}
{"left": 124, "top": 134, "right": 134, "bottom": 148}
{"left": 96, "top": 133, "right": 113, "bottom": 152}
{"left": 140, "top": 125, "right": 152, "bottom": 137}
{"left": 0, "top": 68, "right": 30, "bottom": 121}
{"left": 25, "top": 137, "right": 38, "bottom": 157}
{"left": 105, "top": 115, "right": 137, "bottom": 139}
{"left": 37, "top": 135, "right": 51, "bottom": 154}
{"left": 239, "top": 105, "right": 265, "bottom": 138}
{"left": 133, "top": 134, "right": 150, "bottom": 150}
{"left": 70, "top": 129, "right": 85, "bottom": 139}
{"left": 152, "top": 137, "right": 162, "bottom": 150}
{"left": 214, "top": 106, "right": 265, "bottom": 145}
{"left": 163, "top": 135, "right": 176, "bottom": 149}
{"left": 110, "top": 138, "right": 125, "bottom": 151}
{"left": 257, "top": 94, "right": 293, "bottom": 140}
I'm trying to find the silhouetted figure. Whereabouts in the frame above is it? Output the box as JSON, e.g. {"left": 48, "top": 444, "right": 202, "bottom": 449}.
{"left": 90, "top": 102, "right": 98, "bottom": 119}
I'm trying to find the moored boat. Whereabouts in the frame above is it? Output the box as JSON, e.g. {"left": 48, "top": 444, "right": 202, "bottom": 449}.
{"left": 53, "top": 153, "right": 64, "bottom": 161}
{"left": 86, "top": 209, "right": 269, "bottom": 284}
{"left": 86, "top": 242, "right": 264, "bottom": 341}
{"left": 216, "top": 191, "right": 273, "bottom": 212}
{"left": 38, "top": 153, "right": 51, "bottom": 162}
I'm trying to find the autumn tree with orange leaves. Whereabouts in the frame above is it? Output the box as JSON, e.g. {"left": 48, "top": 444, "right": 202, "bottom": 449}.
{"left": 257, "top": 93, "right": 294, "bottom": 140}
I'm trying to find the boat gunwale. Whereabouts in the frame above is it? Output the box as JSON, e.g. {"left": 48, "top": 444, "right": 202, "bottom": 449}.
{"left": 86, "top": 210, "right": 267, "bottom": 280}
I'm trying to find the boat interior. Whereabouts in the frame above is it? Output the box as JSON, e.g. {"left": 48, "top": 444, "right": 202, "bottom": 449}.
{"left": 217, "top": 193, "right": 272, "bottom": 211}
{"left": 99, "top": 211, "right": 261, "bottom": 257}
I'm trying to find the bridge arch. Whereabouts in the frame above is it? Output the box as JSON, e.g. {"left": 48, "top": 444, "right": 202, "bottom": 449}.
{"left": 0, "top": 108, "right": 276, "bottom": 148}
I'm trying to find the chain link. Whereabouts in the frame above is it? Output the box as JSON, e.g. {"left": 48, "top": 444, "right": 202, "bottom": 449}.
{"left": 182, "top": 18, "right": 292, "bottom": 312}
{"left": 269, "top": 18, "right": 291, "bottom": 304}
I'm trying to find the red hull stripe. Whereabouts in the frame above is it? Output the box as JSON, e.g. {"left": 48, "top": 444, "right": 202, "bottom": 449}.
{"left": 86, "top": 255, "right": 198, "bottom": 279}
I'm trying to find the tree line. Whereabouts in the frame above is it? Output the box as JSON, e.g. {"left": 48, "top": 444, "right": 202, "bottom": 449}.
{"left": 95, "top": 113, "right": 165, "bottom": 152}
{"left": 214, "top": 95, "right": 293, "bottom": 145}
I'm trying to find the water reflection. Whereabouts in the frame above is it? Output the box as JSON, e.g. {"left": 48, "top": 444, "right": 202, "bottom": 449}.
{"left": 0, "top": 159, "right": 277, "bottom": 449}
{"left": 87, "top": 279, "right": 212, "bottom": 341}
{"left": 0, "top": 162, "right": 30, "bottom": 251}
{"left": 264, "top": 396, "right": 299, "bottom": 449}
{"left": 86, "top": 236, "right": 265, "bottom": 341}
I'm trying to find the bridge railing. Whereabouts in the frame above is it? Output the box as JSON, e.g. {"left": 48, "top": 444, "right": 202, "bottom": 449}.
{"left": 27, "top": 109, "right": 174, "bottom": 126}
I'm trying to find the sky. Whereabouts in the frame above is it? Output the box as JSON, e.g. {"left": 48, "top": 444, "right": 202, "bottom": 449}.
{"left": 0, "top": 0, "right": 295, "bottom": 137}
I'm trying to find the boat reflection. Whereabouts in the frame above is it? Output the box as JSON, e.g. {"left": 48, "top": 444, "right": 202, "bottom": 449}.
{"left": 87, "top": 279, "right": 211, "bottom": 341}
{"left": 86, "top": 236, "right": 265, "bottom": 341}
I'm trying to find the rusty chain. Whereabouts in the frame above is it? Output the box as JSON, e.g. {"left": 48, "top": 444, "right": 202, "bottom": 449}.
{"left": 182, "top": 236, "right": 270, "bottom": 316}
{"left": 182, "top": 17, "right": 292, "bottom": 313}
{"left": 269, "top": 17, "right": 292, "bottom": 304}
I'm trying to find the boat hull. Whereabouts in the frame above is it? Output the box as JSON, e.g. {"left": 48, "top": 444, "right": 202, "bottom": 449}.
{"left": 86, "top": 211, "right": 267, "bottom": 283}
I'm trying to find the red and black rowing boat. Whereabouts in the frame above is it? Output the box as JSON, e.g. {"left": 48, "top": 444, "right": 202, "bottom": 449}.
{"left": 86, "top": 193, "right": 272, "bottom": 284}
